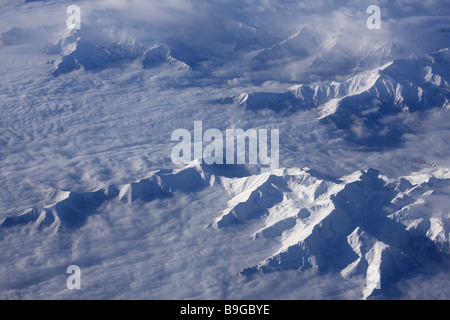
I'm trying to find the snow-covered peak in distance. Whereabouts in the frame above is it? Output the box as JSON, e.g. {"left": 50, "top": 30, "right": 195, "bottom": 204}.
{"left": 219, "top": 49, "right": 450, "bottom": 145}
{"left": 142, "top": 44, "right": 192, "bottom": 71}
{"left": 2, "top": 0, "right": 448, "bottom": 86}
{"left": 44, "top": 25, "right": 200, "bottom": 76}
{"left": 223, "top": 49, "right": 450, "bottom": 113}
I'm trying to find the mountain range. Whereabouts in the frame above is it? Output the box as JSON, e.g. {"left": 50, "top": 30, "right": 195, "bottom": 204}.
{"left": 2, "top": 161, "right": 449, "bottom": 299}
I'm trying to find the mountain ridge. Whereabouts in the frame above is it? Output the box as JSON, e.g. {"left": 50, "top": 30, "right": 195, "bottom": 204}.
{"left": 221, "top": 49, "right": 450, "bottom": 115}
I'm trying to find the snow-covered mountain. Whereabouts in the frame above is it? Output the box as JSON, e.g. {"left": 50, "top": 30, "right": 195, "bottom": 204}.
{"left": 252, "top": 25, "right": 395, "bottom": 80}
{"left": 0, "top": 163, "right": 213, "bottom": 232}
{"left": 46, "top": 27, "right": 197, "bottom": 76}
{"left": 220, "top": 49, "right": 450, "bottom": 145}
{"left": 142, "top": 44, "right": 192, "bottom": 71}
{"left": 223, "top": 49, "right": 450, "bottom": 114}
{"left": 253, "top": 26, "right": 325, "bottom": 65}
{"left": 218, "top": 166, "right": 450, "bottom": 299}
{"left": 2, "top": 161, "right": 449, "bottom": 299}
{"left": 46, "top": 27, "right": 140, "bottom": 76}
